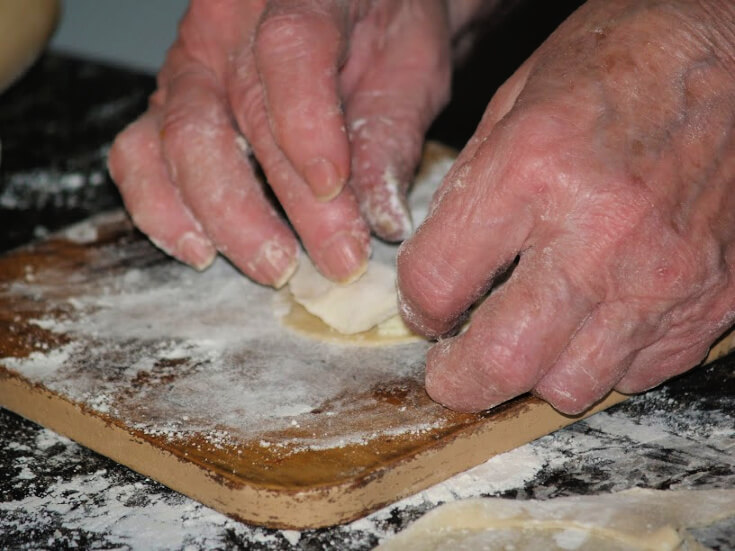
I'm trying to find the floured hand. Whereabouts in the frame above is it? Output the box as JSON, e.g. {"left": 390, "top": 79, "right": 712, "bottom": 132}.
{"left": 108, "top": 0, "right": 489, "bottom": 286}
{"left": 398, "top": 0, "right": 735, "bottom": 414}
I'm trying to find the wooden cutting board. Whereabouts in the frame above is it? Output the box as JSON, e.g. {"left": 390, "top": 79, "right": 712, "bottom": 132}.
{"left": 1, "top": 211, "right": 733, "bottom": 529}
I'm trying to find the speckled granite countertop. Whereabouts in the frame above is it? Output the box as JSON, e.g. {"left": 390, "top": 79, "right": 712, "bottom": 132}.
{"left": 1, "top": 49, "right": 734, "bottom": 550}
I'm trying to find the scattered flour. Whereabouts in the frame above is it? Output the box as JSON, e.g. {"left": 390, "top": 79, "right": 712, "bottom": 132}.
{"left": 1, "top": 424, "right": 547, "bottom": 550}
{"left": 0, "top": 153, "right": 455, "bottom": 453}
{"left": 0, "top": 168, "right": 107, "bottom": 210}
{"left": 62, "top": 219, "right": 99, "bottom": 244}
{"left": 1, "top": 343, "right": 79, "bottom": 380}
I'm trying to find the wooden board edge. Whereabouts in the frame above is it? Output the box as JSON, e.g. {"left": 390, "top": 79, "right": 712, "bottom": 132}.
{"left": 0, "top": 374, "right": 324, "bottom": 528}
{"left": 1, "top": 330, "right": 732, "bottom": 529}
{"left": 306, "top": 391, "right": 630, "bottom": 527}
{"left": 320, "top": 329, "right": 735, "bottom": 526}
{"left": 0, "top": 373, "right": 623, "bottom": 529}
{"left": 317, "top": 328, "right": 735, "bottom": 526}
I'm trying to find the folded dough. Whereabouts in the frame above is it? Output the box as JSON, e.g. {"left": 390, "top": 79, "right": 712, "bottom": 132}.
{"left": 288, "top": 255, "right": 398, "bottom": 335}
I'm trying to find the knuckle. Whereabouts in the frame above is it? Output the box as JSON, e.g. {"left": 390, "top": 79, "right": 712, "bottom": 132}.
{"left": 108, "top": 120, "right": 149, "bottom": 182}
{"left": 161, "top": 97, "right": 225, "bottom": 156}
{"left": 397, "top": 249, "right": 459, "bottom": 327}
{"left": 536, "top": 386, "right": 589, "bottom": 415}
{"left": 471, "top": 333, "right": 537, "bottom": 397}
{"left": 638, "top": 231, "right": 717, "bottom": 300}
{"left": 161, "top": 115, "right": 206, "bottom": 157}
{"left": 655, "top": 249, "right": 702, "bottom": 291}
{"left": 230, "top": 78, "right": 264, "bottom": 132}
{"left": 226, "top": 53, "right": 264, "bottom": 135}
{"left": 496, "top": 115, "right": 566, "bottom": 199}
{"left": 256, "top": 10, "right": 338, "bottom": 61}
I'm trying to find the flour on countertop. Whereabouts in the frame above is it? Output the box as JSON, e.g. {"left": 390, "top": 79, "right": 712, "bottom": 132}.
{"left": 0, "top": 422, "right": 546, "bottom": 550}
{"left": 0, "top": 145, "right": 109, "bottom": 211}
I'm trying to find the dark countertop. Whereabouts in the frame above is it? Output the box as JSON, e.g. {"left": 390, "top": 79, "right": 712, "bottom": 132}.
{"left": 1, "top": 42, "right": 734, "bottom": 551}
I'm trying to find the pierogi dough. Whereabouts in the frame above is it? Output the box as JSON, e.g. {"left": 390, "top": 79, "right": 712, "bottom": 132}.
{"left": 281, "top": 253, "right": 420, "bottom": 345}
{"left": 288, "top": 255, "right": 402, "bottom": 335}
{"left": 377, "top": 488, "right": 735, "bottom": 551}
{"left": 278, "top": 293, "right": 420, "bottom": 346}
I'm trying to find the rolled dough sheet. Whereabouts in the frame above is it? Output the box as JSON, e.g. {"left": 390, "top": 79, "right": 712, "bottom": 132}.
{"left": 278, "top": 142, "right": 457, "bottom": 344}
{"left": 377, "top": 488, "right": 735, "bottom": 550}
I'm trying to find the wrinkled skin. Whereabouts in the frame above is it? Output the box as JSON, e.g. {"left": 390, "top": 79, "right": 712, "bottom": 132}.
{"left": 108, "top": 0, "right": 467, "bottom": 286}
{"left": 398, "top": 0, "right": 735, "bottom": 413}
{"left": 110, "top": 0, "right": 735, "bottom": 415}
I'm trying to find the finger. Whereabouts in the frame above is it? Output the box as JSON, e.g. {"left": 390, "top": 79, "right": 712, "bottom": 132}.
{"left": 617, "top": 278, "right": 735, "bottom": 392}
{"left": 343, "top": 2, "right": 452, "bottom": 241}
{"left": 397, "top": 130, "right": 535, "bottom": 338}
{"left": 424, "top": 255, "right": 595, "bottom": 412}
{"left": 160, "top": 66, "right": 299, "bottom": 287}
{"left": 229, "top": 50, "right": 371, "bottom": 283}
{"left": 254, "top": 2, "right": 350, "bottom": 200}
{"left": 257, "top": 143, "right": 371, "bottom": 284}
{"left": 616, "top": 333, "right": 712, "bottom": 394}
{"left": 533, "top": 303, "right": 658, "bottom": 414}
{"left": 108, "top": 110, "right": 216, "bottom": 270}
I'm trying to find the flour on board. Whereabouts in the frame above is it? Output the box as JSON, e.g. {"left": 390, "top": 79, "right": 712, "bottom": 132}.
{"left": 0, "top": 144, "right": 456, "bottom": 455}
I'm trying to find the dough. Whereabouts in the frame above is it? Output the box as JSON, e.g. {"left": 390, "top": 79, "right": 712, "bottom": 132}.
{"left": 277, "top": 293, "right": 420, "bottom": 346}
{"left": 376, "top": 488, "right": 735, "bottom": 551}
{"left": 288, "top": 255, "right": 400, "bottom": 335}
{"left": 278, "top": 253, "right": 420, "bottom": 345}
{"left": 277, "top": 142, "right": 457, "bottom": 345}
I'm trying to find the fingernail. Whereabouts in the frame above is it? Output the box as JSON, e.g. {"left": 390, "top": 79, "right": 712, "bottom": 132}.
{"left": 318, "top": 231, "right": 369, "bottom": 283}
{"left": 249, "top": 240, "right": 299, "bottom": 288}
{"left": 370, "top": 199, "right": 413, "bottom": 242}
{"left": 177, "top": 232, "right": 216, "bottom": 271}
{"left": 305, "top": 157, "right": 343, "bottom": 201}
{"left": 272, "top": 255, "right": 299, "bottom": 289}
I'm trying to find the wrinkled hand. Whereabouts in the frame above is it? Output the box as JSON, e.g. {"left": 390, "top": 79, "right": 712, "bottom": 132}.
{"left": 108, "top": 0, "right": 459, "bottom": 286}
{"left": 398, "top": 0, "right": 735, "bottom": 414}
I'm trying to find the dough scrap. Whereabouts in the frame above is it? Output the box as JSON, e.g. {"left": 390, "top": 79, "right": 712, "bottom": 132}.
{"left": 377, "top": 488, "right": 735, "bottom": 551}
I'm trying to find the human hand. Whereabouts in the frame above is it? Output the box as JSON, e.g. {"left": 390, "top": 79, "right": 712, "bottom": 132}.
{"left": 398, "top": 0, "right": 735, "bottom": 414}
{"left": 107, "top": 0, "right": 476, "bottom": 286}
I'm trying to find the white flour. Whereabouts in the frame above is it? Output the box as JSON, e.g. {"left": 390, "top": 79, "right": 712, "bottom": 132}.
{"left": 0, "top": 149, "right": 454, "bottom": 454}
{"left": 1, "top": 425, "right": 547, "bottom": 550}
